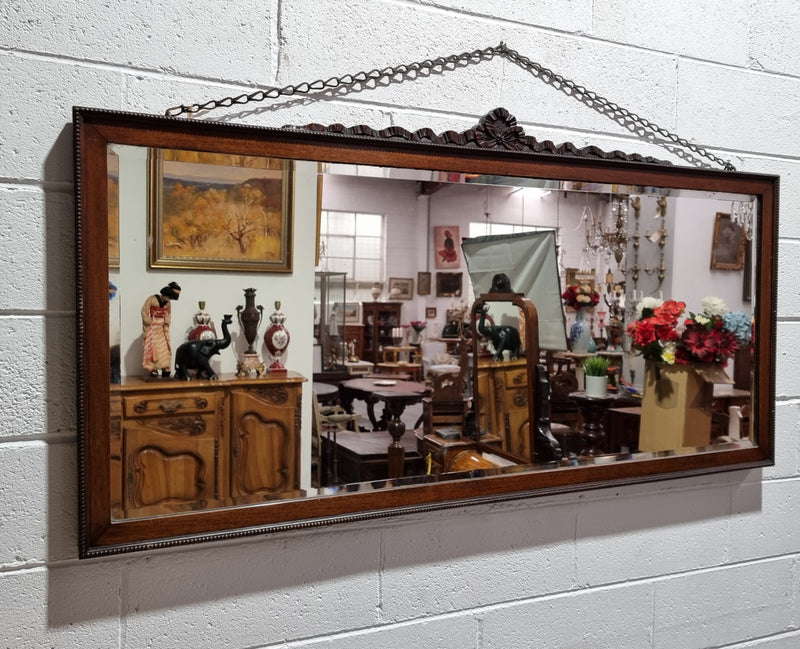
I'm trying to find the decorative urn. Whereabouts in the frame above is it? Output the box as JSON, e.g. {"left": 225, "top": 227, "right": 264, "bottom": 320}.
{"left": 264, "top": 301, "right": 290, "bottom": 373}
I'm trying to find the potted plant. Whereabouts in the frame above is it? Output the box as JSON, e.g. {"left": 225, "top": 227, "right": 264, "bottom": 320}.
{"left": 581, "top": 355, "right": 611, "bottom": 398}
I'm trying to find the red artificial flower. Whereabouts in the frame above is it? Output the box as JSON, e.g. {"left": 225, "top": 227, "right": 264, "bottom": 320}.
{"left": 681, "top": 324, "right": 716, "bottom": 361}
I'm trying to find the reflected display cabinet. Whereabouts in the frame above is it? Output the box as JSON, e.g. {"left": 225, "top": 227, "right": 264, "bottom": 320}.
{"left": 361, "top": 302, "right": 402, "bottom": 365}
{"left": 315, "top": 271, "right": 347, "bottom": 370}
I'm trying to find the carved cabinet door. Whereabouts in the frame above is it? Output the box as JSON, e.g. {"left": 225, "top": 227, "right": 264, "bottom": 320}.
{"left": 229, "top": 385, "right": 301, "bottom": 502}
{"left": 121, "top": 389, "right": 223, "bottom": 518}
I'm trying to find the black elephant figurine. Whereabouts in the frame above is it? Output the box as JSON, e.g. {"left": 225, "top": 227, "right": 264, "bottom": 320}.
{"left": 174, "top": 314, "right": 233, "bottom": 380}
{"left": 477, "top": 304, "right": 522, "bottom": 361}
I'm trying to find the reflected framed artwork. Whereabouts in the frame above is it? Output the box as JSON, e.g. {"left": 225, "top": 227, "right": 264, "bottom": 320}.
{"left": 437, "top": 272, "right": 463, "bottom": 297}
{"left": 711, "top": 212, "right": 746, "bottom": 270}
{"left": 434, "top": 225, "right": 460, "bottom": 268}
{"left": 418, "top": 271, "right": 431, "bottom": 295}
{"left": 149, "top": 149, "right": 294, "bottom": 272}
{"left": 388, "top": 277, "right": 414, "bottom": 299}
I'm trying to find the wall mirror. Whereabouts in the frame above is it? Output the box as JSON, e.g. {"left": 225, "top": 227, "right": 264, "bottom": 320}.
{"left": 74, "top": 106, "right": 777, "bottom": 557}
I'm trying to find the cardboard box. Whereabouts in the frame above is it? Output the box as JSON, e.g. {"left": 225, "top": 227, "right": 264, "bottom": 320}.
{"left": 638, "top": 362, "right": 730, "bottom": 453}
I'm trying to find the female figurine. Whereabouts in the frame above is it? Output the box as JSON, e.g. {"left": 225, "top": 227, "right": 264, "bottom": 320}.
{"left": 141, "top": 281, "right": 181, "bottom": 377}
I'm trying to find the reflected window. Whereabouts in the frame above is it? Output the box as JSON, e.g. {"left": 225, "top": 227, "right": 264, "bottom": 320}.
{"left": 318, "top": 210, "right": 384, "bottom": 281}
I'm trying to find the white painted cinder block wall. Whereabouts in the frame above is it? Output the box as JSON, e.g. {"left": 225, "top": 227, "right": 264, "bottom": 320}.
{"left": 3, "top": 1, "right": 800, "bottom": 647}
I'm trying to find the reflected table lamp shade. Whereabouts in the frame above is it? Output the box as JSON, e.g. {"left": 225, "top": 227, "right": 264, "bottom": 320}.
{"left": 462, "top": 230, "right": 568, "bottom": 351}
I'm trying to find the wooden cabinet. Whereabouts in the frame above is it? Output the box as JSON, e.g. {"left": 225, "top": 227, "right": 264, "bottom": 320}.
{"left": 361, "top": 301, "right": 402, "bottom": 365}
{"left": 112, "top": 373, "right": 304, "bottom": 518}
{"left": 477, "top": 358, "right": 531, "bottom": 459}
{"left": 343, "top": 323, "right": 364, "bottom": 359}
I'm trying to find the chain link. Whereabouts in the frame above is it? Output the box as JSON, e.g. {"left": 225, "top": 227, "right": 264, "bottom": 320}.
{"left": 165, "top": 42, "right": 734, "bottom": 171}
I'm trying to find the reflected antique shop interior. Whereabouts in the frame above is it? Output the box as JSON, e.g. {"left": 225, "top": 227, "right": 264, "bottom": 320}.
{"left": 77, "top": 107, "right": 775, "bottom": 556}
{"left": 110, "top": 146, "right": 758, "bottom": 512}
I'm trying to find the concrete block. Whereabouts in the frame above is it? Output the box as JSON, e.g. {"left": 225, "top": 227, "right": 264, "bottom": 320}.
{"left": 774, "top": 322, "right": 800, "bottom": 399}
{"left": 0, "top": 187, "right": 74, "bottom": 312}
{"left": 0, "top": 315, "right": 75, "bottom": 438}
{"left": 729, "top": 479, "right": 800, "bottom": 563}
{"left": 0, "top": 54, "right": 126, "bottom": 182}
{"left": 481, "top": 581, "right": 653, "bottom": 648}
{"left": 123, "top": 527, "right": 382, "bottom": 648}
{"left": 777, "top": 241, "right": 800, "bottom": 318}
{"left": 592, "top": 0, "right": 749, "bottom": 65}
{"left": 678, "top": 60, "right": 800, "bottom": 157}
{"left": 0, "top": 564, "right": 119, "bottom": 648}
{"left": 274, "top": 615, "right": 478, "bottom": 648}
{"left": 749, "top": 0, "right": 800, "bottom": 76}
{"left": 2, "top": 0, "right": 276, "bottom": 85}
{"left": 764, "top": 401, "right": 800, "bottom": 480}
{"left": 380, "top": 500, "right": 576, "bottom": 619}
{"left": 0, "top": 441, "right": 77, "bottom": 565}
{"left": 576, "top": 483, "right": 731, "bottom": 585}
{"left": 653, "top": 558, "right": 795, "bottom": 648}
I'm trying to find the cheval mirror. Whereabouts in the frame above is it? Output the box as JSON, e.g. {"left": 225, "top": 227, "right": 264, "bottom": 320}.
{"left": 74, "top": 106, "right": 777, "bottom": 557}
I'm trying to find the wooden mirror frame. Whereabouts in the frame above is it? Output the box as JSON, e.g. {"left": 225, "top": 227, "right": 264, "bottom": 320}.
{"left": 74, "top": 106, "right": 777, "bottom": 557}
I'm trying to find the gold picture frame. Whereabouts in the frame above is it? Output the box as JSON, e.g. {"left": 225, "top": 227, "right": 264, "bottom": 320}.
{"left": 710, "top": 212, "right": 746, "bottom": 270}
{"left": 149, "top": 149, "right": 293, "bottom": 272}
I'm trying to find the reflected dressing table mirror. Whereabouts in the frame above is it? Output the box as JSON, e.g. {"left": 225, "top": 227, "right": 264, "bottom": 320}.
{"left": 74, "top": 106, "right": 777, "bottom": 557}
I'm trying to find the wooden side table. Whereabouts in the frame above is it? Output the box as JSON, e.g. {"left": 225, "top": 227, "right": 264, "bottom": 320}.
{"left": 569, "top": 391, "right": 619, "bottom": 456}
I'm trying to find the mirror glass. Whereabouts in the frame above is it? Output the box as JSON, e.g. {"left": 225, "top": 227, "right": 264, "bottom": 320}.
{"left": 77, "top": 108, "right": 776, "bottom": 556}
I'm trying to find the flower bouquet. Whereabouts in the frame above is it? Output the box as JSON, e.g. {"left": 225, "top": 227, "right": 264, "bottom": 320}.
{"left": 626, "top": 296, "right": 751, "bottom": 367}
{"left": 561, "top": 283, "right": 600, "bottom": 310}
{"left": 408, "top": 319, "right": 426, "bottom": 344}
{"left": 627, "top": 296, "right": 752, "bottom": 452}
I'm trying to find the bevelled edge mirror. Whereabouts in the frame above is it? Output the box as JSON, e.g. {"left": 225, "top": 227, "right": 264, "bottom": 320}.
{"left": 74, "top": 105, "right": 777, "bottom": 557}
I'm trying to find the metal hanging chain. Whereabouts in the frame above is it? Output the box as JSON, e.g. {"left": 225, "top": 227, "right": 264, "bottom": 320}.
{"left": 165, "top": 42, "right": 734, "bottom": 171}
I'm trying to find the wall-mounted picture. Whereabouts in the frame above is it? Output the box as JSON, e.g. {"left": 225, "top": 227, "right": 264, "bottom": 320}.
{"left": 149, "top": 149, "right": 293, "bottom": 272}
{"left": 434, "top": 225, "right": 460, "bottom": 269}
{"left": 436, "top": 272, "right": 463, "bottom": 297}
{"left": 425, "top": 307, "right": 437, "bottom": 319}
{"left": 388, "top": 277, "right": 414, "bottom": 300}
{"left": 335, "top": 301, "right": 361, "bottom": 323}
{"left": 710, "top": 212, "right": 746, "bottom": 270}
{"left": 565, "top": 267, "right": 596, "bottom": 287}
{"left": 417, "top": 271, "right": 431, "bottom": 295}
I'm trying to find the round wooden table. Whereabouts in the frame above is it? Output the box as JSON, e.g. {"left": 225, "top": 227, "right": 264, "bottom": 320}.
{"left": 339, "top": 377, "right": 430, "bottom": 431}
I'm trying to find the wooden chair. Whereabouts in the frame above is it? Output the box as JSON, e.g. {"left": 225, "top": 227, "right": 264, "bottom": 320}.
{"left": 312, "top": 393, "right": 360, "bottom": 486}
{"left": 419, "top": 339, "right": 470, "bottom": 437}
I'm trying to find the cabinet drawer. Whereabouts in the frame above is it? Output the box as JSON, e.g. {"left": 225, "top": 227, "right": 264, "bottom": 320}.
{"left": 504, "top": 367, "right": 528, "bottom": 389}
{"left": 124, "top": 392, "right": 217, "bottom": 418}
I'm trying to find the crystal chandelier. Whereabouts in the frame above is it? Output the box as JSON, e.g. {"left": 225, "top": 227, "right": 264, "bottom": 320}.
{"left": 583, "top": 194, "right": 631, "bottom": 267}
{"left": 731, "top": 199, "right": 755, "bottom": 241}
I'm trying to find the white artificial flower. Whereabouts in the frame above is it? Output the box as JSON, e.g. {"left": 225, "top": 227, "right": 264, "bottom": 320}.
{"left": 702, "top": 296, "right": 727, "bottom": 316}
{"left": 635, "top": 296, "right": 664, "bottom": 319}
{"left": 694, "top": 314, "right": 710, "bottom": 326}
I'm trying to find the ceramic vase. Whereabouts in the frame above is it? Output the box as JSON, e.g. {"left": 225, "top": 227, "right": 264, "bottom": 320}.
{"left": 264, "top": 301, "right": 290, "bottom": 373}
{"left": 570, "top": 309, "right": 593, "bottom": 354}
{"left": 188, "top": 300, "right": 216, "bottom": 341}
{"left": 371, "top": 282, "right": 382, "bottom": 301}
